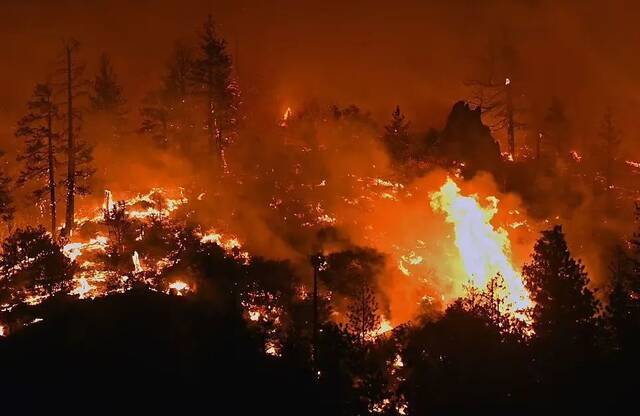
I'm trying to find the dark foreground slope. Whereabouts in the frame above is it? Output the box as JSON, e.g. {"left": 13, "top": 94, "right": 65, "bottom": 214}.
{"left": 0, "top": 289, "right": 315, "bottom": 412}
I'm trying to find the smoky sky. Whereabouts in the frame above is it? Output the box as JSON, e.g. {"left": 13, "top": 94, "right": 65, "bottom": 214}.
{"left": 1, "top": 0, "right": 640, "bottom": 154}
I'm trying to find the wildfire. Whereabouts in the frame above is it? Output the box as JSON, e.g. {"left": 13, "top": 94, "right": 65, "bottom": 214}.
{"left": 430, "top": 177, "right": 532, "bottom": 313}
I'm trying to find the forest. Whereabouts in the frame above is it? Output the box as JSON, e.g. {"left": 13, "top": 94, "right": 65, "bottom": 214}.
{"left": 0, "top": 1, "right": 639, "bottom": 413}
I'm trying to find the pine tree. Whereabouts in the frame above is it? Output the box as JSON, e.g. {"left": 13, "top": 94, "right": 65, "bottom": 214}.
{"left": 57, "top": 40, "right": 94, "bottom": 237}
{"left": 347, "top": 278, "right": 381, "bottom": 345}
{"left": 141, "top": 42, "right": 196, "bottom": 152}
{"left": 382, "top": 106, "right": 411, "bottom": 163}
{"left": 543, "top": 97, "right": 570, "bottom": 158}
{"left": 190, "top": 15, "right": 239, "bottom": 169}
{"left": 90, "top": 53, "right": 125, "bottom": 114}
{"left": 15, "top": 83, "right": 60, "bottom": 234}
{"left": 607, "top": 246, "right": 640, "bottom": 354}
{"left": 522, "top": 225, "right": 600, "bottom": 343}
{"left": 599, "top": 108, "right": 621, "bottom": 190}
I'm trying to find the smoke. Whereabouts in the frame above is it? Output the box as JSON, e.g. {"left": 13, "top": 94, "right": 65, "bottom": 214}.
{"left": 2, "top": 0, "right": 638, "bottom": 325}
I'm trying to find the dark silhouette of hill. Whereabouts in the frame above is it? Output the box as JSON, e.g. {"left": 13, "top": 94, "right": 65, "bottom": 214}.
{"left": 0, "top": 289, "right": 316, "bottom": 412}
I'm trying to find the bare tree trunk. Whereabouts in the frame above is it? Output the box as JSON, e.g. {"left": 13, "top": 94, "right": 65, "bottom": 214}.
{"left": 505, "top": 81, "right": 515, "bottom": 159}
{"left": 361, "top": 286, "right": 366, "bottom": 346}
{"left": 47, "top": 105, "right": 57, "bottom": 237}
{"left": 207, "top": 70, "right": 216, "bottom": 155}
{"left": 64, "top": 45, "right": 75, "bottom": 237}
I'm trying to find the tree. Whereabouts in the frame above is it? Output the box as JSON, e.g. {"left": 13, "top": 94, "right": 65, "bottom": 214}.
{"left": 103, "top": 200, "right": 131, "bottom": 256}
{"left": 15, "top": 83, "right": 60, "bottom": 234}
{"left": 542, "top": 97, "right": 570, "bottom": 158}
{"left": 140, "top": 42, "right": 196, "bottom": 152}
{"left": 522, "top": 225, "right": 603, "bottom": 401}
{"left": 0, "top": 226, "right": 74, "bottom": 306}
{"left": 190, "top": 15, "right": 239, "bottom": 169}
{"left": 0, "top": 154, "right": 14, "bottom": 233}
{"left": 382, "top": 106, "right": 411, "bottom": 163}
{"left": 90, "top": 54, "right": 125, "bottom": 114}
{"left": 347, "top": 278, "right": 381, "bottom": 345}
{"left": 607, "top": 246, "right": 640, "bottom": 355}
{"left": 57, "top": 40, "right": 94, "bottom": 237}
{"left": 466, "top": 38, "right": 525, "bottom": 159}
{"left": 599, "top": 107, "right": 621, "bottom": 190}
{"left": 523, "top": 225, "right": 600, "bottom": 342}
{"left": 459, "top": 273, "right": 517, "bottom": 332}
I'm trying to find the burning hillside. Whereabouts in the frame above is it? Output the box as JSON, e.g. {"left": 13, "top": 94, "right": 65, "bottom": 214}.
{"left": 2, "top": 4, "right": 640, "bottom": 413}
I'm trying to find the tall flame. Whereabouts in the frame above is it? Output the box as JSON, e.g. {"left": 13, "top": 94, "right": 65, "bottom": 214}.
{"left": 430, "top": 178, "right": 531, "bottom": 312}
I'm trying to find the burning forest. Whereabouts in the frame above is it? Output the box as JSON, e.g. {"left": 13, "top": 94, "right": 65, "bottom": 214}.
{"left": 1, "top": 1, "right": 640, "bottom": 413}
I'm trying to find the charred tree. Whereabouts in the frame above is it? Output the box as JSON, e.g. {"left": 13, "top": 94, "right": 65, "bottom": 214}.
{"left": 190, "top": 15, "right": 239, "bottom": 171}
{"left": 57, "top": 40, "right": 94, "bottom": 238}
{"left": 542, "top": 97, "right": 570, "bottom": 159}
{"left": 15, "top": 84, "right": 60, "bottom": 235}
{"left": 599, "top": 108, "right": 621, "bottom": 191}
{"left": 0, "top": 152, "right": 14, "bottom": 233}
{"left": 382, "top": 105, "right": 411, "bottom": 164}
{"left": 466, "top": 38, "right": 525, "bottom": 160}
{"left": 90, "top": 53, "right": 125, "bottom": 114}
{"left": 347, "top": 278, "right": 381, "bottom": 346}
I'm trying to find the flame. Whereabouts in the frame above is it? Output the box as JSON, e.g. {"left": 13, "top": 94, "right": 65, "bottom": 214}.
{"left": 62, "top": 235, "right": 109, "bottom": 262}
{"left": 103, "top": 189, "right": 114, "bottom": 211}
{"left": 71, "top": 277, "right": 95, "bottom": 299}
{"left": 430, "top": 177, "right": 532, "bottom": 313}
{"left": 280, "top": 107, "right": 292, "bottom": 127}
{"left": 0, "top": 324, "right": 6, "bottom": 337}
{"left": 570, "top": 150, "right": 583, "bottom": 162}
{"left": 132, "top": 251, "right": 144, "bottom": 274}
{"left": 626, "top": 160, "right": 640, "bottom": 169}
{"left": 167, "top": 280, "right": 191, "bottom": 296}
{"left": 199, "top": 228, "right": 251, "bottom": 264}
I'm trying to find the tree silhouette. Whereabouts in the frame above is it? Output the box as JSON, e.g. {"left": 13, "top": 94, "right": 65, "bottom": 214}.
{"left": 522, "top": 225, "right": 604, "bottom": 401}
{"left": 15, "top": 83, "right": 60, "bottom": 234}
{"left": 599, "top": 107, "right": 621, "bottom": 190}
{"left": 90, "top": 54, "right": 125, "bottom": 114}
{"left": 543, "top": 97, "right": 570, "bottom": 159}
{"left": 466, "top": 37, "right": 525, "bottom": 159}
{"left": 523, "top": 225, "right": 600, "bottom": 341}
{"left": 56, "top": 40, "right": 94, "bottom": 237}
{"left": 190, "top": 15, "right": 239, "bottom": 168}
{"left": 141, "top": 42, "right": 196, "bottom": 152}
{"left": 607, "top": 246, "right": 640, "bottom": 355}
{"left": 347, "top": 279, "right": 381, "bottom": 345}
{"left": 0, "top": 152, "right": 14, "bottom": 233}
{"left": 382, "top": 105, "right": 411, "bottom": 163}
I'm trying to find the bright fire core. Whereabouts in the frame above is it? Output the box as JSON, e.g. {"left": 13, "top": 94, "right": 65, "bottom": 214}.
{"left": 430, "top": 178, "right": 532, "bottom": 313}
